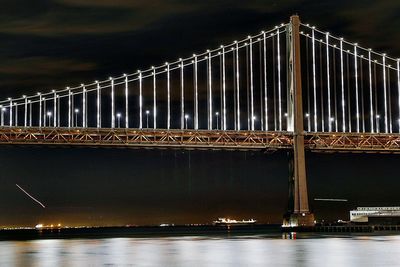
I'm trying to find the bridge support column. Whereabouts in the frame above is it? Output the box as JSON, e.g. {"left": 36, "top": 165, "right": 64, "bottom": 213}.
{"left": 282, "top": 15, "right": 314, "bottom": 227}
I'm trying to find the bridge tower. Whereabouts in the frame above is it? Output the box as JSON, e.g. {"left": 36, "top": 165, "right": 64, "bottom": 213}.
{"left": 283, "top": 15, "right": 315, "bottom": 227}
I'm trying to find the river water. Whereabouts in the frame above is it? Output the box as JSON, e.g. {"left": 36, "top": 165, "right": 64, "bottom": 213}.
{"left": 1, "top": 232, "right": 399, "bottom": 266}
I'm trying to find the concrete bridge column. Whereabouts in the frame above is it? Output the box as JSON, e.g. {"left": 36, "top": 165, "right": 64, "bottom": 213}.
{"left": 282, "top": 15, "right": 315, "bottom": 227}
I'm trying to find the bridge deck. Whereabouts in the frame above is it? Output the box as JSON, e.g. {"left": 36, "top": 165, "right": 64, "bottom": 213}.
{"left": 0, "top": 127, "right": 399, "bottom": 152}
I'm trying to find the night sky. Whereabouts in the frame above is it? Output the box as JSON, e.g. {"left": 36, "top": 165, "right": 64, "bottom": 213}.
{"left": 1, "top": 0, "right": 400, "bottom": 227}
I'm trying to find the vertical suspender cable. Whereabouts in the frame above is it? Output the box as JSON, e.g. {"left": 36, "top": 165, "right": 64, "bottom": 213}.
{"left": 340, "top": 39, "right": 345, "bottom": 132}
{"left": 263, "top": 32, "right": 268, "bottom": 131}
{"left": 312, "top": 28, "right": 318, "bottom": 131}
{"left": 326, "top": 33, "right": 331, "bottom": 132}
{"left": 383, "top": 55, "right": 388, "bottom": 133}
{"left": 277, "top": 29, "right": 282, "bottom": 131}
{"left": 236, "top": 42, "right": 240, "bottom": 130}
{"left": 153, "top": 67, "right": 157, "bottom": 129}
{"left": 369, "top": 50, "right": 374, "bottom": 133}
{"left": 180, "top": 59, "right": 185, "bottom": 129}
{"left": 194, "top": 55, "right": 199, "bottom": 130}
{"left": 222, "top": 46, "right": 226, "bottom": 131}
{"left": 354, "top": 45, "right": 359, "bottom": 133}
{"left": 125, "top": 74, "right": 129, "bottom": 128}
{"left": 249, "top": 37, "right": 254, "bottom": 130}
{"left": 139, "top": 71, "right": 143, "bottom": 129}
{"left": 111, "top": 77, "right": 115, "bottom": 128}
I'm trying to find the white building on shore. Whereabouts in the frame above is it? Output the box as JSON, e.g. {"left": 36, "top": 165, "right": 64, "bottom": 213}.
{"left": 350, "top": 207, "right": 400, "bottom": 224}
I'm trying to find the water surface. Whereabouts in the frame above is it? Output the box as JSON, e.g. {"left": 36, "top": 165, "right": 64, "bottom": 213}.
{"left": 1, "top": 231, "right": 399, "bottom": 266}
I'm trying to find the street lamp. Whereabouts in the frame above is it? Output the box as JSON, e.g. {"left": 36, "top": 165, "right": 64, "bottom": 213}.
{"left": 47, "top": 111, "right": 52, "bottom": 127}
{"left": 376, "top": 114, "right": 381, "bottom": 133}
{"left": 215, "top": 112, "right": 219, "bottom": 129}
{"left": 74, "top": 108, "right": 79, "bottom": 127}
{"left": 185, "top": 114, "right": 189, "bottom": 129}
{"left": 146, "top": 110, "right": 150, "bottom": 128}
{"left": 117, "top": 113, "right": 121, "bottom": 128}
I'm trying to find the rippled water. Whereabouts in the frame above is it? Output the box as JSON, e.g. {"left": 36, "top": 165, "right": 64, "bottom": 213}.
{"left": 1, "top": 234, "right": 400, "bottom": 266}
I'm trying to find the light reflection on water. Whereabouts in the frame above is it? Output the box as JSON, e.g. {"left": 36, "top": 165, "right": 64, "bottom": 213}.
{"left": 1, "top": 235, "right": 400, "bottom": 266}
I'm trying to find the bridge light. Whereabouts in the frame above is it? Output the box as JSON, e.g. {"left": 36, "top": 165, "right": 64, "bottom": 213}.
{"left": 261, "top": 30, "right": 265, "bottom": 34}
{"left": 95, "top": 80, "right": 99, "bottom": 83}
{"left": 312, "top": 26, "right": 316, "bottom": 29}
{"left": 109, "top": 77, "right": 112, "bottom": 80}
{"left": 74, "top": 109, "right": 79, "bottom": 113}
{"left": 305, "top": 113, "right": 310, "bottom": 117}
{"left": 22, "top": 95, "right": 26, "bottom": 98}
{"left": 284, "top": 113, "right": 288, "bottom": 117}
{"left": 376, "top": 114, "right": 381, "bottom": 119}
{"left": 51, "top": 90, "right": 55, "bottom": 93}
{"left": 234, "top": 40, "right": 237, "bottom": 43}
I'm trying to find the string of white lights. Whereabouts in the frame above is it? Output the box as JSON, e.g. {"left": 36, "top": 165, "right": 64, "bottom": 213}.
{"left": 125, "top": 74, "right": 129, "bottom": 128}
{"left": 139, "top": 71, "right": 143, "bottom": 129}
{"left": 398, "top": 59, "right": 400, "bottom": 133}
{"left": 263, "top": 31, "right": 268, "bottom": 131}
{"left": 277, "top": 29, "right": 282, "bottom": 131}
{"left": 222, "top": 46, "right": 226, "bottom": 131}
{"left": 383, "top": 55, "right": 388, "bottom": 133}
{"left": 354, "top": 44, "right": 360, "bottom": 133}
{"left": 153, "top": 67, "right": 157, "bottom": 129}
{"left": 110, "top": 78, "right": 115, "bottom": 128}
{"left": 180, "top": 58, "right": 185, "bottom": 130}
{"left": 326, "top": 33, "right": 331, "bottom": 132}
{"left": 312, "top": 28, "right": 318, "bottom": 132}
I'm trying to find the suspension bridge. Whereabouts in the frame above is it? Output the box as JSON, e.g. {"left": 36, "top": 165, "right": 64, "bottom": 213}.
{"left": 1, "top": 15, "right": 399, "bottom": 227}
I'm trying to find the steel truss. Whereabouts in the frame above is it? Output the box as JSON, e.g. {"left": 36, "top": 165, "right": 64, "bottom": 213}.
{"left": 0, "top": 127, "right": 293, "bottom": 150}
{"left": 305, "top": 133, "right": 400, "bottom": 153}
{"left": 0, "top": 127, "right": 400, "bottom": 152}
